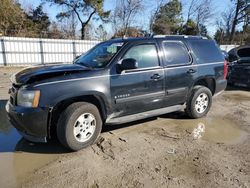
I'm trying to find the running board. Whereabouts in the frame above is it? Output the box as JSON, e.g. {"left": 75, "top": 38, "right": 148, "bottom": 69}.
{"left": 106, "top": 105, "right": 185, "bottom": 125}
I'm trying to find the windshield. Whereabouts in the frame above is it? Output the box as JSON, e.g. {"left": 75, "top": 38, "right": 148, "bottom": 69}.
{"left": 74, "top": 41, "right": 124, "bottom": 68}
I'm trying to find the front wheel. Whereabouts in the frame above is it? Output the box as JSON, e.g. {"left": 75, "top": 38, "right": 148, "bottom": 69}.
{"left": 185, "top": 86, "right": 212, "bottom": 119}
{"left": 57, "top": 102, "right": 102, "bottom": 151}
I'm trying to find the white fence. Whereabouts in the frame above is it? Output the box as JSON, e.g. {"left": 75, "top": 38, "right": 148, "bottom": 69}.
{"left": 220, "top": 45, "right": 239, "bottom": 52}
{"left": 0, "top": 37, "right": 241, "bottom": 66}
{"left": 0, "top": 37, "right": 101, "bottom": 66}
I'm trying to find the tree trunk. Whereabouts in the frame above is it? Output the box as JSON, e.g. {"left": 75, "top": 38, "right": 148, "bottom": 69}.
{"left": 230, "top": 0, "right": 240, "bottom": 43}
{"left": 81, "top": 23, "right": 85, "bottom": 40}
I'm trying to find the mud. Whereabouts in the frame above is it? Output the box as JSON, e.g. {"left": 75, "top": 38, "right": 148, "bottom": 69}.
{"left": 0, "top": 105, "right": 67, "bottom": 188}
{"left": 22, "top": 89, "right": 250, "bottom": 188}
{"left": 0, "top": 68, "right": 250, "bottom": 188}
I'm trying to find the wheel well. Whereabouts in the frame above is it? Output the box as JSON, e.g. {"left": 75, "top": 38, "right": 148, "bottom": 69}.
{"left": 193, "top": 78, "right": 215, "bottom": 95}
{"left": 48, "top": 95, "right": 106, "bottom": 139}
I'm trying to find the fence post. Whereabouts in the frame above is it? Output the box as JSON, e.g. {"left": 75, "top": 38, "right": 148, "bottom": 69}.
{"left": 1, "top": 38, "right": 7, "bottom": 66}
{"left": 39, "top": 40, "right": 44, "bottom": 64}
{"left": 72, "top": 41, "right": 76, "bottom": 59}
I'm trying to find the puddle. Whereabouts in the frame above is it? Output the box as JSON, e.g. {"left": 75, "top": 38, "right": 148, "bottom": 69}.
{"left": 189, "top": 118, "right": 246, "bottom": 144}
{"left": 159, "top": 114, "right": 247, "bottom": 144}
{"left": 0, "top": 102, "right": 67, "bottom": 188}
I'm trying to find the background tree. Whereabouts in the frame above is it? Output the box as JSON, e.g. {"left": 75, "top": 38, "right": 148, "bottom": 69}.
{"left": 113, "top": 27, "right": 145, "bottom": 38}
{"left": 149, "top": 0, "right": 166, "bottom": 33}
{"left": 48, "top": 21, "right": 64, "bottom": 38}
{"left": 26, "top": 4, "right": 51, "bottom": 37}
{"left": 45, "top": 0, "right": 110, "bottom": 39}
{"left": 230, "top": 0, "right": 250, "bottom": 42}
{"left": 94, "top": 24, "right": 108, "bottom": 40}
{"left": 214, "top": 28, "right": 225, "bottom": 44}
{"left": 59, "top": 11, "right": 78, "bottom": 39}
{"left": 111, "top": 0, "right": 143, "bottom": 37}
{"left": 184, "top": 0, "right": 214, "bottom": 35}
{"left": 0, "top": 0, "right": 26, "bottom": 36}
{"left": 180, "top": 19, "right": 198, "bottom": 35}
{"left": 152, "top": 0, "right": 182, "bottom": 35}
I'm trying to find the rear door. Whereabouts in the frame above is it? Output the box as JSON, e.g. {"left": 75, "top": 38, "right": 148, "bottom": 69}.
{"left": 160, "top": 40, "right": 196, "bottom": 106}
{"left": 110, "top": 41, "right": 165, "bottom": 117}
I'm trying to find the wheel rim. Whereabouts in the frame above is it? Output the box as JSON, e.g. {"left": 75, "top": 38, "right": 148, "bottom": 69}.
{"left": 195, "top": 93, "right": 209, "bottom": 114}
{"left": 73, "top": 113, "right": 96, "bottom": 142}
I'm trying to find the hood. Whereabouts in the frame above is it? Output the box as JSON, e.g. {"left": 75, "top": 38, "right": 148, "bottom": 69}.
{"left": 11, "top": 63, "right": 90, "bottom": 85}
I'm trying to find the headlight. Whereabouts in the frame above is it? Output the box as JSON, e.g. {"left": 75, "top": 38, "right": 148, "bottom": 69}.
{"left": 17, "top": 90, "right": 40, "bottom": 108}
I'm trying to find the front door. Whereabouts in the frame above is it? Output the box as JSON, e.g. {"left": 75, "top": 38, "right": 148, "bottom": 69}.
{"left": 110, "top": 42, "right": 165, "bottom": 117}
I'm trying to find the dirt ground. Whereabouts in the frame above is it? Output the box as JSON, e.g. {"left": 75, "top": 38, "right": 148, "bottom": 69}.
{"left": 0, "top": 67, "right": 250, "bottom": 188}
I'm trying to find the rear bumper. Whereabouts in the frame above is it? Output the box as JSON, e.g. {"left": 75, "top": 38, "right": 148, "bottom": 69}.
{"left": 215, "top": 79, "right": 227, "bottom": 94}
{"left": 5, "top": 101, "right": 49, "bottom": 143}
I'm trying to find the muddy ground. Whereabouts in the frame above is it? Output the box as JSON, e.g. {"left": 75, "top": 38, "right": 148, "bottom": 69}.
{"left": 0, "top": 68, "right": 250, "bottom": 188}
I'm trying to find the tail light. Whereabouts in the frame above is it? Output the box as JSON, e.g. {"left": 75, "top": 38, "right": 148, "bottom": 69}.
{"left": 224, "top": 60, "right": 228, "bottom": 79}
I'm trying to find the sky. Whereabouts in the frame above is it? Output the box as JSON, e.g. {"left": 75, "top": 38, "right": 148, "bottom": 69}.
{"left": 19, "top": 0, "right": 233, "bottom": 37}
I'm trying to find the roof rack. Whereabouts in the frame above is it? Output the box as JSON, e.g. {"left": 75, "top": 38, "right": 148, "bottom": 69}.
{"left": 152, "top": 35, "right": 207, "bottom": 39}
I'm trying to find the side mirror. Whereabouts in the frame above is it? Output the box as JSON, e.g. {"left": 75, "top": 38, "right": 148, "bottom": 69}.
{"left": 119, "top": 58, "right": 138, "bottom": 71}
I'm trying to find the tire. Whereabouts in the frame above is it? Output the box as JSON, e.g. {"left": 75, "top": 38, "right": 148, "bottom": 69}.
{"left": 57, "top": 102, "right": 102, "bottom": 151}
{"left": 185, "top": 85, "right": 212, "bottom": 119}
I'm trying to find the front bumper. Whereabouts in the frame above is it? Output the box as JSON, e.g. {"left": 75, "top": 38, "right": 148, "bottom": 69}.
{"left": 5, "top": 101, "right": 49, "bottom": 143}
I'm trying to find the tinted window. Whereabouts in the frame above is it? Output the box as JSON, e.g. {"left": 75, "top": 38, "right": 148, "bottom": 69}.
{"left": 163, "top": 41, "right": 190, "bottom": 66}
{"left": 188, "top": 40, "right": 224, "bottom": 63}
{"left": 123, "top": 44, "right": 159, "bottom": 68}
{"left": 228, "top": 53, "right": 238, "bottom": 62}
{"left": 237, "top": 48, "right": 250, "bottom": 57}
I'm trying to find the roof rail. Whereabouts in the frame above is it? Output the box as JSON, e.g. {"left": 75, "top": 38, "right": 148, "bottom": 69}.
{"left": 152, "top": 35, "right": 207, "bottom": 39}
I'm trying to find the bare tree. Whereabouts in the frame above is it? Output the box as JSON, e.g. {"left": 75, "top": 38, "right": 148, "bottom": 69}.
{"left": 222, "top": 8, "right": 235, "bottom": 37}
{"left": 111, "top": 0, "right": 143, "bottom": 37}
{"left": 45, "top": 0, "right": 110, "bottom": 39}
{"left": 94, "top": 24, "right": 108, "bottom": 40}
{"left": 149, "top": 0, "right": 166, "bottom": 33}
{"left": 60, "top": 11, "right": 78, "bottom": 39}
{"left": 230, "top": 0, "right": 250, "bottom": 43}
{"left": 184, "top": 0, "right": 214, "bottom": 34}
{"left": 186, "top": 0, "right": 199, "bottom": 21}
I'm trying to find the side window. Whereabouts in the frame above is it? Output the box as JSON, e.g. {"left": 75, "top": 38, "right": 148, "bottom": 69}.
{"left": 163, "top": 41, "right": 190, "bottom": 66}
{"left": 123, "top": 44, "right": 159, "bottom": 69}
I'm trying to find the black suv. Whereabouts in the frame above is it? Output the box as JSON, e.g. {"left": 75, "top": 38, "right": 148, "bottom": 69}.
{"left": 6, "top": 36, "right": 227, "bottom": 151}
{"left": 227, "top": 45, "right": 250, "bottom": 87}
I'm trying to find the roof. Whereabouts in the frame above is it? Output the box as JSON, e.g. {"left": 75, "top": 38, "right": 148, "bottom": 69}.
{"left": 108, "top": 35, "right": 208, "bottom": 43}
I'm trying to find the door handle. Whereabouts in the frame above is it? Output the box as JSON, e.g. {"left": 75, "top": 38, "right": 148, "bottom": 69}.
{"left": 151, "top": 74, "right": 161, "bottom": 80}
{"left": 187, "top": 69, "right": 197, "bottom": 74}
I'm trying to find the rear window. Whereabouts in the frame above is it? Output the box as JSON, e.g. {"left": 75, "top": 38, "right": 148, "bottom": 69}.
{"left": 163, "top": 41, "right": 190, "bottom": 66}
{"left": 237, "top": 48, "right": 250, "bottom": 57}
{"left": 189, "top": 40, "right": 224, "bottom": 63}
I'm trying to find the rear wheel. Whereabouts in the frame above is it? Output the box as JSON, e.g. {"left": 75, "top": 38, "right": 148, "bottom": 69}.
{"left": 185, "top": 86, "right": 212, "bottom": 119}
{"left": 57, "top": 102, "right": 102, "bottom": 151}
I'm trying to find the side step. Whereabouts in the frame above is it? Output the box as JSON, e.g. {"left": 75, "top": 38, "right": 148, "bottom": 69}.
{"left": 106, "top": 105, "right": 185, "bottom": 125}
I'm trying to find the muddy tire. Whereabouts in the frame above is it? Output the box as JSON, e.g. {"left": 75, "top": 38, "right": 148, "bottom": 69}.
{"left": 185, "top": 85, "right": 212, "bottom": 119}
{"left": 57, "top": 102, "right": 102, "bottom": 151}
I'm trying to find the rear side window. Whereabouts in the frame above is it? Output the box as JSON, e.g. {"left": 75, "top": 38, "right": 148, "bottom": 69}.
{"left": 189, "top": 40, "right": 224, "bottom": 63}
{"left": 123, "top": 44, "right": 159, "bottom": 69}
{"left": 237, "top": 48, "right": 250, "bottom": 57}
{"left": 163, "top": 41, "right": 190, "bottom": 66}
